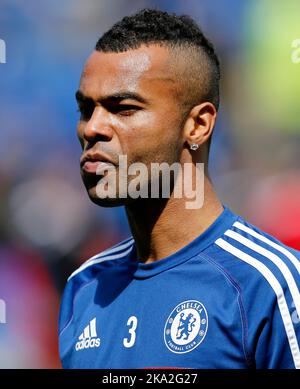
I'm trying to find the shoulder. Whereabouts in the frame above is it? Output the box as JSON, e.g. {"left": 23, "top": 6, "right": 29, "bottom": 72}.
{"left": 207, "top": 216, "right": 300, "bottom": 358}
{"left": 206, "top": 216, "right": 300, "bottom": 367}
{"left": 207, "top": 215, "right": 300, "bottom": 296}
{"left": 205, "top": 213, "right": 300, "bottom": 325}
{"left": 213, "top": 216, "right": 300, "bottom": 282}
{"left": 68, "top": 236, "right": 134, "bottom": 283}
{"left": 59, "top": 237, "right": 134, "bottom": 334}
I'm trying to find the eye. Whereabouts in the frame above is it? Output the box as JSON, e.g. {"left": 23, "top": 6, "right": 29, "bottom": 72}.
{"left": 109, "top": 104, "right": 142, "bottom": 116}
{"left": 77, "top": 103, "right": 94, "bottom": 120}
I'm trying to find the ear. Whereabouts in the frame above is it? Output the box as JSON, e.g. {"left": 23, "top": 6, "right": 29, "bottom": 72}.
{"left": 183, "top": 102, "right": 217, "bottom": 149}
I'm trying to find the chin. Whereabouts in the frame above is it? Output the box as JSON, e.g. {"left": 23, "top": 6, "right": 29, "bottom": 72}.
{"left": 86, "top": 186, "right": 134, "bottom": 208}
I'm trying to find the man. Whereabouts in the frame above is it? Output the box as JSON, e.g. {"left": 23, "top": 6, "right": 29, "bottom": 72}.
{"left": 59, "top": 9, "right": 300, "bottom": 369}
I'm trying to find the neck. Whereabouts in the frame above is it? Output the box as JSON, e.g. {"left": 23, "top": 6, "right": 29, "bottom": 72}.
{"left": 125, "top": 176, "right": 223, "bottom": 263}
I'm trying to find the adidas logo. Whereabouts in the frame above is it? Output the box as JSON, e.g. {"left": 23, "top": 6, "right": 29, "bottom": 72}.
{"left": 75, "top": 317, "right": 101, "bottom": 351}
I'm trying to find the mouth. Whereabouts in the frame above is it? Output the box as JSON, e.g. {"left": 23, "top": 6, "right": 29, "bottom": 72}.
{"left": 80, "top": 152, "right": 117, "bottom": 174}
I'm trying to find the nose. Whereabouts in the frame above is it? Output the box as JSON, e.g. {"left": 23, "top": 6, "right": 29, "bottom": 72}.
{"left": 83, "top": 106, "right": 114, "bottom": 143}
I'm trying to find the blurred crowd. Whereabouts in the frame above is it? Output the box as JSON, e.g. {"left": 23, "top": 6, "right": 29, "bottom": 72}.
{"left": 0, "top": 0, "right": 299, "bottom": 368}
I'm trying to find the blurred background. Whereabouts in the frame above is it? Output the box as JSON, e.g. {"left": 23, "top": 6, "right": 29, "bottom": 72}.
{"left": 0, "top": 0, "right": 299, "bottom": 368}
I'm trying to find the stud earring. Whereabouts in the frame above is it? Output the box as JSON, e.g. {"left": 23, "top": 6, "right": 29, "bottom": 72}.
{"left": 190, "top": 143, "right": 199, "bottom": 151}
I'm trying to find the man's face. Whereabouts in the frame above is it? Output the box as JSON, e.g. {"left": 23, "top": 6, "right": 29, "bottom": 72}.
{"left": 76, "top": 45, "right": 185, "bottom": 206}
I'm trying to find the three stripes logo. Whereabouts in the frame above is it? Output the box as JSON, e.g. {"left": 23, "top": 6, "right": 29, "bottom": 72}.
{"left": 75, "top": 317, "right": 101, "bottom": 351}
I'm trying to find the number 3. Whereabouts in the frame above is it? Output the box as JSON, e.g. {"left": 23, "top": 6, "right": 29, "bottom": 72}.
{"left": 123, "top": 316, "right": 138, "bottom": 348}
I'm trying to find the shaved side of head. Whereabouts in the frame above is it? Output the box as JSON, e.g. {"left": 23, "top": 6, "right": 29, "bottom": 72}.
{"left": 166, "top": 44, "right": 219, "bottom": 115}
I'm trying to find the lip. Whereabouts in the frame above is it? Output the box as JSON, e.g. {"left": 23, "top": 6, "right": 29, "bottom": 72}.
{"left": 82, "top": 160, "right": 115, "bottom": 174}
{"left": 80, "top": 152, "right": 115, "bottom": 166}
{"left": 80, "top": 152, "right": 116, "bottom": 173}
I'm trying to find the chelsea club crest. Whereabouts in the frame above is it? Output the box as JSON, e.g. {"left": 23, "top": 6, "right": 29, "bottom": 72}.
{"left": 164, "top": 300, "right": 208, "bottom": 354}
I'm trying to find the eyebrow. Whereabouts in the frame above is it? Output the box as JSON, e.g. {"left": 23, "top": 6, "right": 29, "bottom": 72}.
{"left": 75, "top": 90, "right": 148, "bottom": 104}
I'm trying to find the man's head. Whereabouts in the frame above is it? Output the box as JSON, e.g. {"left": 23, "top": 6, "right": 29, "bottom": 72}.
{"left": 76, "top": 9, "right": 220, "bottom": 206}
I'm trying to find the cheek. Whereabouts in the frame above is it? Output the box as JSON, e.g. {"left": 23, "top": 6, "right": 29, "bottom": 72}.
{"left": 120, "top": 114, "right": 160, "bottom": 156}
{"left": 120, "top": 112, "right": 181, "bottom": 165}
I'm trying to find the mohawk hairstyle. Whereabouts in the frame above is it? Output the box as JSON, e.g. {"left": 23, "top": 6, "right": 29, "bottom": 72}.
{"left": 95, "top": 8, "right": 220, "bottom": 110}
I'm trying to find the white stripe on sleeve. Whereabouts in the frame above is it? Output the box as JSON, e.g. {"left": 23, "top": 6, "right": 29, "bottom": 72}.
{"left": 215, "top": 238, "right": 300, "bottom": 369}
